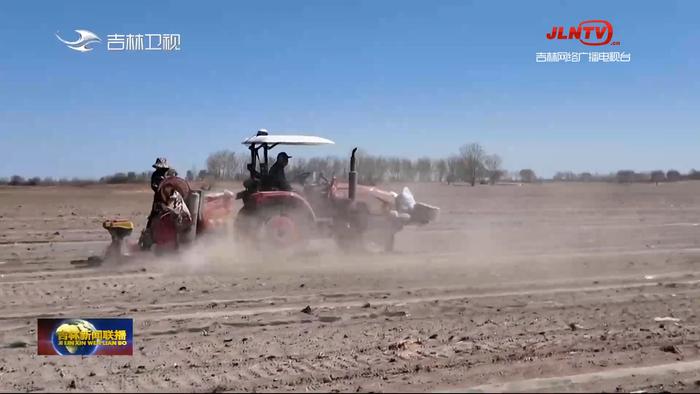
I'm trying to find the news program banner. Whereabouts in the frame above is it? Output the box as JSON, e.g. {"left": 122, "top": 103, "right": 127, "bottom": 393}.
{"left": 37, "top": 318, "right": 133, "bottom": 356}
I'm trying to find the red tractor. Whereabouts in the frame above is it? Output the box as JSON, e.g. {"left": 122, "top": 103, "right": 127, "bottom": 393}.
{"left": 233, "top": 130, "right": 439, "bottom": 252}
{"left": 82, "top": 129, "right": 438, "bottom": 266}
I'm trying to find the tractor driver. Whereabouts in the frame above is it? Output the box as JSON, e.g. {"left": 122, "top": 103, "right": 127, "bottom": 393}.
{"left": 265, "top": 152, "right": 293, "bottom": 191}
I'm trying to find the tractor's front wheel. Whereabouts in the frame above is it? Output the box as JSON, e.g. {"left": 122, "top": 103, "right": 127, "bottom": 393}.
{"left": 335, "top": 228, "right": 397, "bottom": 253}
{"left": 333, "top": 206, "right": 399, "bottom": 253}
{"left": 332, "top": 202, "right": 377, "bottom": 253}
{"left": 383, "top": 231, "right": 396, "bottom": 252}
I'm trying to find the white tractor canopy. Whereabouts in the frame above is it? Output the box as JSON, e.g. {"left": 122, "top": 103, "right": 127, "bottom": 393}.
{"left": 242, "top": 134, "right": 335, "bottom": 146}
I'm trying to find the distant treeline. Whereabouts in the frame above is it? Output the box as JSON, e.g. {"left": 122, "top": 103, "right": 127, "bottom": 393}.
{"left": 3, "top": 143, "right": 700, "bottom": 186}
{"left": 552, "top": 169, "right": 697, "bottom": 183}
{"left": 200, "top": 143, "right": 516, "bottom": 186}
{"left": 1, "top": 172, "right": 153, "bottom": 186}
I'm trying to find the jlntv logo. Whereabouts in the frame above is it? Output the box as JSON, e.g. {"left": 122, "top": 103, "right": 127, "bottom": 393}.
{"left": 536, "top": 19, "right": 630, "bottom": 63}
{"left": 546, "top": 20, "right": 618, "bottom": 46}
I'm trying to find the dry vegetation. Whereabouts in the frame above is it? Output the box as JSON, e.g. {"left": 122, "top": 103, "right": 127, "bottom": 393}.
{"left": 4, "top": 143, "right": 699, "bottom": 188}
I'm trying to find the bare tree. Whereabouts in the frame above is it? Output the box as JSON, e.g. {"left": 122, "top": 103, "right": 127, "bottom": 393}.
{"left": 9, "top": 175, "right": 25, "bottom": 186}
{"left": 553, "top": 171, "right": 576, "bottom": 182}
{"left": 400, "top": 159, "right": 414, "bottom": 182}
{"left": 446, "top": 155, "right": 463, "bottom": 184}
{"left": 459, "top": 143, "right": 485, "bottom": 186}
{"left": 616, "top": 170, "right": 635, "bottom": 183}
{"left": 519, "top": 169, "right": 536, "bottom": 183}
{"left": 416, "top": 157, "right": 432, "bottom": 182}
{"left": 224, "top": 152, "right": 240, "bottom": 179}
{"left": 206, "top": 151, "right": 225, "bottom": 179}
{"left": 355, "top": 150, "right": 385, "bottom": 185}
{"left": 650, "top": 170, "right": 665, "bottom": 184}
{"left": 483, "top": 154, "right": 503, "bottom": 185}
{"left": 435, "top": 159, "right": 447, "bottom": 182}
{"left": 666, "top": 170, "right": 681, "bottom": 182}
{"left": 206, "top": 150, "right": 241, "bottom": 180}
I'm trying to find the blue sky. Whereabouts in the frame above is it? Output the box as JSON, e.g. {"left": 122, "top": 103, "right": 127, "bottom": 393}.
{"left": 1, "top": 0, "right": 698, "bottom": 178}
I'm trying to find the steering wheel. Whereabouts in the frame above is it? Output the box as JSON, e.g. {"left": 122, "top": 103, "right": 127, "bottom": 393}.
{"left": 318, "top": 173, "right": 329, "bottom": 185}
{"left": 293, "top": 171, "right": 313, "bottom": 185}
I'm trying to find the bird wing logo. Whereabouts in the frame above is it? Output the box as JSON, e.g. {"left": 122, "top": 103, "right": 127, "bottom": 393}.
{"left": 55, "top": 29, "right": 101, "bottom": 52}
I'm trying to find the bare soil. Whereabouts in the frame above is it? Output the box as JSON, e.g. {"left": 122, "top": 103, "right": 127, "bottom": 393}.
{"left": 1, "top": 182, "right": 699, "bottom": 392}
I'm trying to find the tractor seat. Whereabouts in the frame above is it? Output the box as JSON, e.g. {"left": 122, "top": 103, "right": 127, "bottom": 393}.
{"left": 243, "top": 177, "right": 260, "bottom": 191}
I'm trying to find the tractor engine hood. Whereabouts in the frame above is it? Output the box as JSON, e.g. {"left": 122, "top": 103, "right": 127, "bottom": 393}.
{"left": 331, "top": 183, "right": 439, "bottom": 225}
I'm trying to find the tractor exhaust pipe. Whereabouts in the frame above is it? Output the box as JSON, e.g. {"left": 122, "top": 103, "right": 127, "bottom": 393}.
{"left": 349, "top": 147, "right": 358, "bottom": 201}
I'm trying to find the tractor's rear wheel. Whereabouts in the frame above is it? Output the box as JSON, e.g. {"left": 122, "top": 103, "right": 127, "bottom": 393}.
{"left": 234, "top": 205, "right": 312, "bottom": 251}
{"left": 262, "top": 211, "right": 305, "bottom": 248}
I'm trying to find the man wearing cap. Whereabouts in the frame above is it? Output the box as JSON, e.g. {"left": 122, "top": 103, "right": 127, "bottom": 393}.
{"left": 265, "top": 152, "right": 293, "bottom": 191}
{"left": 151, "top": 157, "right": 171, "bottom": 193}
{"left": 141, "top": 158, "right": 177, "bottom": 248}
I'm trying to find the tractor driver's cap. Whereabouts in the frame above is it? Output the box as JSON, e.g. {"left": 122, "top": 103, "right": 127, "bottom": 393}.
{"left": 152, "top": 157, "right": 170, "bottom": 169}
{"left": 277, "top": 152, "right": 292, "bottom": 160}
